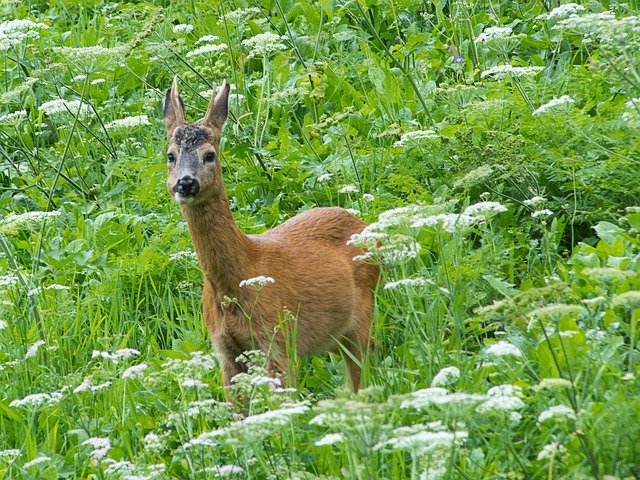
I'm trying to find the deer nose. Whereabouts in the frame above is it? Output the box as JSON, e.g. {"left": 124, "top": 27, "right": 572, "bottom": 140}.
{"left": 175, "top": 176, "right": 200, "bottom": 196}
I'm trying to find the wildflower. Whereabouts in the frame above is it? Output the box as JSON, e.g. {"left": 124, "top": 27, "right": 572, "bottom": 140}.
{"left": 195, "top": 35, "right": 219, "bottom": 45}
{"left": 242, "top": 32, "right": 287, "bottom": 58}
{"left": 581, "top": 267, "right": 637, "bottom": 283}
{"left": 103, "top": 460, "right": 134, "bottom": 475}
{"left": 480, "top": 64, "right": 545, "bottom": 79}
{"left": 393, "top": 129, "right": 438, "bottom": 147}
{"left": 524, "top": 196, "right": 546, "bottom": 206}
{"left": 463, "top": 201, "right": 508, "bottom": 217}
{"left": 172, "top": 24, "right": 194, "bottom": 34}
{"left": 25, "top": 340, "right": 45, "bottom": 358}
{"left": 200, "top": 465, "right": 245, "bottom": 476}
{"left": 384, "top": 277, "right": 436, "bottom": 290}
{"left": 122, "top": 363, "right": 148, "bottom": 379}
{"left": 536, "top": 378, "right": 572, "bottom": 391}
{"left": 169, "top": 250, "right": 197, "bottom": 262}
{"left": 483, "top": 341, "right": 523, "bottom": 358}
{"left": 0, "top": 449, "right": 21, "bottom": 458}
{"left": 528, "top": 303, "right": 582, "bottom": 320}
{"left": 182, "top": 378, "right": 208, "bottom": 388}
{"left": 0, "top": 211, "right": 60, "bottom": 234}
{"left": 90, "top": 382, "right": 112, "bottom": 392}
{"left": 532, "top": 209, "right": 553, "bottom": 217}
{"left": 143, "top": 433, "right": 165, "bottom": 454}
{"left": 0, "top": 19, "right": 48, "bottom": 49}
{"left": 315, "top": 433, "right": 344, "bottom": 446}
{"left": 611, "top": 291, "right": 640, "bottom": 310}
{"left": 186, "top": 43, "right": 228, "bottom": 58}
{"left": 537, "top": 442, "right": 565, "bottom": 460}
{"left": 0, "top": 109, "right": 27, "bottom": 123}
{"left": 0, "top": 274, "right": 18, "bottom": 287}
{"left": 431, "top": 366, "right": 460, "bottom": 387}
{"left": 374, "top": 425, "right": 468, "bottom": 455}
{"left": 339, "top": 184, "right": 359, "bottom": 194}
{"left": 453, "top": 55, "right": 464, "bottom": 63}
{"left": 73, "top": 74, "right": 87, "bottom": 82}
{"left": 81, "top": 437, "right": 111, "bottom": 462}
{"left": 0, "top": 320, "right": 6, "bottom": 330}
{"left": 476, "top": 385, "right": 524, "bottom": 413}
{"left": 411, "top": 213, "right": 479, "bottom": 233}
{"left": 223, "top": 7, "right": 261, "bottom": 21}
{"left": 52, "top": 45, "right": 128, "bottom": 62}
{"left": 532, "top": 96, "right": 575, "bottom": 116}
{"left": 239, "top": 276, "right": 275, "bottom": 288}
{"left": 400, "top": 387, "right": 486, "bottom": 409}
{"left": 250, "top": 376, "right": 282, "bottom": 388}
{"left": 362, "top": 193, "right": 375, "bottom": 202}
{"left": 541, "top": 3, "right": 585, "bottom": 20}
{"left": 38, "top": 99, "right": 90, "bottom": 117}
{"left": 91, "top": 78, "right": 106, "bottom": 85}
{"left": 475, "top": 26, "right": 513, "bottom": 43}
{"left": 538, "top": 404, "right": 576, "bottom": 423}
{"left": 23, "top": 455, "right": 51, "bottom": 468}
{"left": 622, "top": 372, "right": 635, "bottom": 381}
{"left": 104, "top": 115, "right": 151, "bottom": 130}
{"left": 92, "top": 348, "right": 141, "bottom": 362}
{"left": 10, "top": 392, "right": 62, "bottom": 408}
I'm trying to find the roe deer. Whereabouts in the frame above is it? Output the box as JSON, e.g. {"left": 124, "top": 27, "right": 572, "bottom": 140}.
{"left": 163, "top": 77, "right": 379, "bottom": 391}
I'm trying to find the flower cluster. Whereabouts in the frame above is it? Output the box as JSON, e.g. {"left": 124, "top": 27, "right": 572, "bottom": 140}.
{"left": 481, "top": 64, "right": 545, "bottom": 79}
{"left": 393, "top": 129, "right": 438, "bottom": 147}
{"left": 242, "top": 32, "right": 287, "bottom": 58}
{"left": 475, "top": 26, "right": 513, "bottom": 43}
{"left": 104, "top": 115, "right": 151, "bottom": 130}
{"left": 532, "top": 95, "right": 575, "bottom": 116}
{"left": 239, "top": 275, "right": 275, "bottom": 288}
{"left": 38, "top": 99, "right": 90, "bottom": 117}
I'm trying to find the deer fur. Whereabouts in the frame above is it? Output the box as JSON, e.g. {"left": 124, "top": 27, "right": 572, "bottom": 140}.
{"left": 163, "top": 77, "right": 379, "bottom": 391}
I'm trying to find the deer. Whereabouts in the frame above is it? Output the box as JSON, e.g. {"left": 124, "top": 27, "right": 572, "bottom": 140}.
{"left": 163, "top": 77, "right": 379, "bottom": 392}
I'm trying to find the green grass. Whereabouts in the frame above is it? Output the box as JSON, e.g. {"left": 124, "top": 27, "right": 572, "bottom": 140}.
{"left": 0, "top": 0, "right": 639, "bottom": 478}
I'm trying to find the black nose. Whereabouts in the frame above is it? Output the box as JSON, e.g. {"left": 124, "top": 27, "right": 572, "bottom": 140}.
{"left": 175, "top": 176, "right": 200, "bottom": 196}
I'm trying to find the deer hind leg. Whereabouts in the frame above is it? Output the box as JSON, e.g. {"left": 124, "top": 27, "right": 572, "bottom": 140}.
{"left": 343, "top": 297, "right": 375, "bottom": 392}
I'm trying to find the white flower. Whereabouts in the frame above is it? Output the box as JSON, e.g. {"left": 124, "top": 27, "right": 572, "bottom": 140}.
{"left": 431, "top": 366, "right": 460, "bottom": 387}
{"left": 463, "top": 201, "right": 508, "bottom": 217}
{"left": 239, "top": 276, "right": 275, "bottom": 288}
{"left": 186, "top": 43, "right": 228, "bottom": 57}
{"left": 81, "top": 437, "right": 111, "bottom": 461}
{"left": 143, "top": 433, "right": 165, "bottom": 454}
{"left": 0, "top": 449, "right": 21, "bottom": 458}
{"left": 172, "top": 24, "right": 194, "bottom": 34}
{"left": 250, "top": 376, "right": 282, "bottom": 388}
{"left": 73, "top": 74, "right": 87, "bottom": 82}
{"left": 622, "top": 372, "right": 635, "bottom": 381}
{"left": 104, "top": 115, "right": 151, "bottom": 130}
{"left": 531, "top": 209, "right": 553, "bottom": 217}
{"left": 411, "top": 213, "right": 479, "bottom": 233}
{"left": 223, "top": 7, "right": 261, "bottom": 21}
{"left": 483, "top": 341, "right": 523, "bottom": 358}
{"left": 384, "top": 277, "right": 442, "bottom": 291}
{"left": 339, "top": 184, "right": 359, "bottom": 194}
{"left": 0, "top": 320, "right": 7, "bottom": 330}
{"left": 122, "top": 363, "right": 147, "bottom": 379}
{"left": 475, "top": 26, "right": 513, "bottom": 43}
{"left": 317, "top": 173, "right": 333, "bottom": 182}
{"left": 103, "top": 460, "right": 134, "bottom": 475}
{"left": 53, "top": 45, "right": 127, "bottom": 61}
{"left": 536, "top": 378, "right": 572, "bottom": 390}
{"left": 23, "top": 455, "right": 51, "bottom": 468}
{"left": 538, "top": 404, "right": 576, "bottom": 423}
{"left": 532, "top": 96, "right": 575, "bottom": 116}
{"left": 481, "top": 65, "right": 545, "bottom": 79}
{"left": 0, "top": 211, "right": 60, "bottom": 234}
{"left": 38, "top": 99, "right": 90, "bottom": 117}
{"left": 537, "top": 442, "right": 565, "bottom": 460}
{"left": 0, "top": 109, "right": 27, "bottom": 123}
{"left": 400, "top": 388, "right": 486, "bottom": 409}
{"left": 92, "top": 348, "right": 140, "bottom": 362}
{"left": 543, "top": 3, "right": 585, "bottom": 20}
{"left": 374, "top": 426, "right": 468, "bottom": 455}
{"left": 315, "top": 433, "right": 344, "bottom": 446}
{"left": 195, "top": 35, "right": 220, "bottom": 45}
{"left": 242, "top": 32, "right": 287, "bottom": 58}
{"left": 362, "top": 193, "right": 375, "bottom": 202}
{"left": 10, "top": 392, "right": 62, "bottom": 408}
{"left": 90, "top": 381, "right": 112, "bottom": 392}
{"left": 25, "top": 340, "right": 45, "bottom": 358}
{"left": 182, "top": 378, "right": 208, "bottom": 388}
{"left": 200, "top": 465, "right": 245, "bottom": 476}
{"left": 523, "top": 196, "right": 545, "bottom": 206}
{"left": 91, "top": 78, "right": 105, "bottom": 85}
{"left": 393, "top": 129, "right": 438, "bottom": 147}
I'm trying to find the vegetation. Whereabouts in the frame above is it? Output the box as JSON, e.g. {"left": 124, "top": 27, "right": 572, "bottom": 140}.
{"left": 0, "top": 0, "right": 639, "bottom": 478}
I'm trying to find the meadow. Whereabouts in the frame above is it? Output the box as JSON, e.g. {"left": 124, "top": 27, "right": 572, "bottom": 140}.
{"left": 0, "top": 0, "right": 639, "bottom": 478}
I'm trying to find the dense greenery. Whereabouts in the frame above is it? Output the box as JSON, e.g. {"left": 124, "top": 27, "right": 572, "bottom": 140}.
{"left": 0, "top": 0, "right": 639, "bottom": 478}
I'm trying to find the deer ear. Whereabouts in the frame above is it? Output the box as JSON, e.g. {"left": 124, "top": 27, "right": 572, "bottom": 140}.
{"left": 164, "top": 76, "right": 186, "bottom": 139}
{"left": 202, "top": 81, "right": 230, "bottom": 130}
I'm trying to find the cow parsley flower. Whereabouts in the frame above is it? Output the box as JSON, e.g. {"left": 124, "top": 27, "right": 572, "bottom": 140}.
{"left": 483, "top": 341, "right": 523, "bottom": 358}
{"left": 541, "top": 3, "right": 585, "bottom": 20}
{"left": 92, "top": 348, "right": 140, "bottom": 362}
{"left": 411, "top": 213, "right": 479, "bottom": 233}
{"left": 182, "top": 378, "right": 208, "bottom": 388}
{"left": 611, "top": 291, "right": 640, "bottom": 309}
{"left": 384, "top": 277, "right": 436, "bottom": 290}
{"left": 186, "top": 43, "right": 228, "bottom": 57}
{"left": 463, "top": 201, "right": 507, "bottom": 217}
{"left": 339, "top": 184, "right": 359, "bottom": 194}
{"left": 0, "top": 449, "right": 21, "bottom": 458}
{"left": 0, "top": 320, "right": 7, "bottom": 330}
{"left": 242, "top": 32, "right": 287, "bottom": 58}
{"left": 393, "top": 129, "right": 438, "bottom": 147}
{"left": 53, "top": 45, "right": 128, "bottom": 62}
{"left": 0, "top": 211, "right": 60, "bottom": 234}
{"left": 172, "top": 24, "right": 194, "bottom": 34}
{"left": 317, "top": 172, "right": 333, "bottom": 182}
{"left": 81, "top": 437, "right": 111, "bottom": 462}
{"left": 0, "top": 109, "right": 27, "bottom": 123}
{"left": 481, "top": 65, "right": 545, "bottom": 79}
{"left": 200, "top": 465, "right": 245, "bottom": 476}
{"left": 239, "top": 276, "right": 275, "bottom": 288}
{"left": 10, "top": 392, "right": 62, "bottom": 408}
{"left": 536, "top": 378, "right": 572, "bottom": 391}
{"left": 475, "top": 26, "right": 513, "bottom": 43}
{"left": 195, "top": 35, "right": 219, "bottom": 45}
{"left": 532, "top": 96, "right": 575, "bottom": 115}
{"left": 431, "top": 366, "right": 461, "bottom": 387}
{"left": 104, "top": 115, "right": 151, "bottom": 130}
{"left": 315, "top": 433, "right": 344, "bottom": 446}
{"left": 532, "top": 209, "right": 553, "bottom": 217}
{"left": 25, "top": 340, "right": 45, "bottom": 358}
{"left": 23, "top": 455, "right": 51, "bottom": 468}
{"left": 537, "top": 442, "right": 565, "bottom": 460}
{"left": 538, "top": 404, "right": 576, "bottom": 423}
{"left": 38, "top": 99, "right": 90, "bottom": 117}
{"left": 523, "top": 196, "right": 546, "bottom": 206}
{"left": 122, "top": 363, "right": 148, "bottom": 379}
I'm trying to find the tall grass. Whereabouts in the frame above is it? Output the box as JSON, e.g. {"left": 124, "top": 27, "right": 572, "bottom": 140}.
{"left": 0, "top": 0, "right": 639, "bottom": 478}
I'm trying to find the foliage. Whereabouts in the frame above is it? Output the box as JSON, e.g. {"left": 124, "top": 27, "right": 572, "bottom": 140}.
{"left": 0, "top": 0, "right": 638, "bottom": 478}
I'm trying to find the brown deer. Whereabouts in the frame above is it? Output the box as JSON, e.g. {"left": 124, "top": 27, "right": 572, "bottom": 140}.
{"left": 163, "top": 77, "right": 379, "bottom": 391}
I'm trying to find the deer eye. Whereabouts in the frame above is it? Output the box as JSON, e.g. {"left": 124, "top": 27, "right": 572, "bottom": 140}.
{"left": 203, "top": 151, "right": 216, "bottom": 164}
{"left": 167, "top": 152, "right": 176, "bottom": 163}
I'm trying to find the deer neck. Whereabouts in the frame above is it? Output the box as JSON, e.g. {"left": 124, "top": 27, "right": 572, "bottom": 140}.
{"left": 180, "top": 190, "right": 253, "bottom": 296}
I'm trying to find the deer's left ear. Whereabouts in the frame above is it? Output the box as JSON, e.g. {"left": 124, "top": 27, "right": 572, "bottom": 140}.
{"left": 202, "top": 81, "right": 230, "bottom": 130}
{"left": 164, "top": 76, "right": 186, "bottom": 139}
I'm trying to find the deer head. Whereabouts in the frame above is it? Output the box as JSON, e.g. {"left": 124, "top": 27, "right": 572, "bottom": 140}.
{"left": 163, "top": 77, "right": 230, "bottom": 205}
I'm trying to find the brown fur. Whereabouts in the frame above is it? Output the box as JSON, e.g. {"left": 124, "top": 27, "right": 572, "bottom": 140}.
{"left": 164, "top": 77, "right": 379, "bottom": 391}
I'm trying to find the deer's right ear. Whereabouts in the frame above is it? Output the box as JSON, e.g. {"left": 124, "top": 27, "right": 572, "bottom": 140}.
{"left": 164, "top": 76, "right": 186, "bottom": 139}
